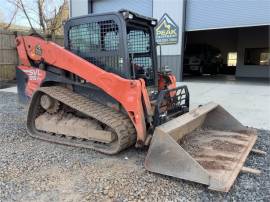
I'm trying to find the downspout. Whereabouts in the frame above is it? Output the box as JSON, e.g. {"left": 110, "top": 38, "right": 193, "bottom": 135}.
{"left": 69, "top": 0, "right": 72, "bottom": 17}
{"left": 180, "top": 0, "right": 187, "bottom": 81}
{"left": 88, "top": 0, "right": 93, "bottom": 14}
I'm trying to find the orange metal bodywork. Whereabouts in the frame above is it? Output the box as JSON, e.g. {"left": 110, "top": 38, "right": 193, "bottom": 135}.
{"left": 158, "top": 72, "right": 177, "bottom": 97}
{"left": 16, "top": 36, "right": 152, "bottom": 145}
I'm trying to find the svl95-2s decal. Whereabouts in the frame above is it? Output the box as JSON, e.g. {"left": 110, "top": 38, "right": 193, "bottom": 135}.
{"left": 18, "top": 66, "right": 46, "bottom": 96}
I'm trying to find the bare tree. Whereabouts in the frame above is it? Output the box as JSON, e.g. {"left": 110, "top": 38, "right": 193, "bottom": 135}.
{"left": 4, "top": 0, "right": 69, "bottom": 35}
{"left": 37, "top": 0, "right": 46, "bottom": 33}
{"left": 18, "top": 0, "right": 35, "bottom": 30}
{"left": 46, "top": 0, "right": 69, "bottom": 35}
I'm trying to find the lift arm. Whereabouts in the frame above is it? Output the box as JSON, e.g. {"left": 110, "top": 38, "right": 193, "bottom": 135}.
{"left": 16, "top": 35, "right": 152, "bottom": 145}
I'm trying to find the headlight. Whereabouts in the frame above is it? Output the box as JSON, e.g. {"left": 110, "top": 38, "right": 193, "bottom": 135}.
{"left": 128, "top": 14, "right": 133, "bottom": 19}
{"left": 151, "top": 21, "right": 156, "bottom": 26}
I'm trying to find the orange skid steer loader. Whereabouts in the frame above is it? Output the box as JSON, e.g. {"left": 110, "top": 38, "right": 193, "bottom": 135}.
{"left": 16, "top": 10, "right": 258, "bottom": 192}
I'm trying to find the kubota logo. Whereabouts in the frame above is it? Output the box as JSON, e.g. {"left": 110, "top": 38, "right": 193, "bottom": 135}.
{"left": 35, "top": 44, "right": 42, "bottom": 56}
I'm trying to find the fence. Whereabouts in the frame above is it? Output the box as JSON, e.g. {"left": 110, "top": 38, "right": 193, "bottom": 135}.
{"left": 0, "top": 29, "right": 64, "bottom": 81}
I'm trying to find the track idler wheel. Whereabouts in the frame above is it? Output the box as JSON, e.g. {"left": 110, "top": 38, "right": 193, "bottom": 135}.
{"left": 40, "top": 94, "right": 60, "bottom": 114}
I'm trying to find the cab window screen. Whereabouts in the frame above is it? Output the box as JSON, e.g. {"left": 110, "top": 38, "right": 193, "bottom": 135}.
{"left": 128, "top": 30, "right": 150, "bottom": 53}
{"left": 68, "top": 20, "right": 124, "bottom": 76}
{"left": 69, "top": 22, "right": 100, "bottom": 52}
{"left": 127, "top": 26, "right": 154, "bottom": 86}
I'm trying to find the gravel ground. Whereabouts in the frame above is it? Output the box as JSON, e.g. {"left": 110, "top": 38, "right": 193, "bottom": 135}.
{"left": 0, "top": 92, "right": 269, "bottom": 202}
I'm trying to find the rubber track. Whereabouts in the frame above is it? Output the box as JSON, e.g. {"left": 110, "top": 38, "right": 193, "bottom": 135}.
{"left": 29, "top": 86, "right": 136, "bottom": 154}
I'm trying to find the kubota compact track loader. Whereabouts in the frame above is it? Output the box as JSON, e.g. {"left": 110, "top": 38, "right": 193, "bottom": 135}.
{"left": 16, "top": 10, "right": 258, "bottom": 192}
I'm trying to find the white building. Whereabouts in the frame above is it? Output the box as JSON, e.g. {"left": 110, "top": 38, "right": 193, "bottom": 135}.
{"left": 69, "top": 0, "right": 270, "bottom": 81}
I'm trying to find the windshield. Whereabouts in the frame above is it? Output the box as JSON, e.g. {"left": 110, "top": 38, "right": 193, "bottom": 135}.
{"left": 127, "top": 25, "right": 155, "bottom": 86}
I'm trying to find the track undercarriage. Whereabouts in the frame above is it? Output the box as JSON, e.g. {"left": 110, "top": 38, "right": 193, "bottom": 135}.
{"left": 27, "top": 86, "right": 136, "bottom": 154}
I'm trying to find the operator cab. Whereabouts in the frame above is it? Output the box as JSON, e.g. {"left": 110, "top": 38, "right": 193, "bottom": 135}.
{"left": 64, "top": 10, "right": 158, "bottom": 87}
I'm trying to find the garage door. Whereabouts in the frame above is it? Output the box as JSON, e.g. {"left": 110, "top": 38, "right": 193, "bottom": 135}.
{"left": 92, "top": 0, "right": 153, "bottom": 17}
{"left": 186, "top": 0, "right": 270, "bottom": 31}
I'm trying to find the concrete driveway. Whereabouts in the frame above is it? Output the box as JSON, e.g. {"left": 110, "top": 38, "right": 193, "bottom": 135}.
{"left": 0, "top": 86, "right": 17, "bottom": 93}
{"left": 179, "top": 77, "right": 270, "bottom": 130}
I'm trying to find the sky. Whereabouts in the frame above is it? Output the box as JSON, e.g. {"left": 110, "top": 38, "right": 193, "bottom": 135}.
{"left": 0, "top": 0, "right": 64, "bottom": 28}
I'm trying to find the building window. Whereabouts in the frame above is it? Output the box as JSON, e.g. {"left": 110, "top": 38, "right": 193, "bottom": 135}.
{"left": 244, "top": 48, "right": 270, "bottom": 66}
{"left": 227, "top": 52, "right": 237, "bottom": 66}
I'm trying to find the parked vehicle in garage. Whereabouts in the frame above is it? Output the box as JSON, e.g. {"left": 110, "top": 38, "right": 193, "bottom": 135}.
{"left": 183, "top": 44, "right": 223, "bottom": 75}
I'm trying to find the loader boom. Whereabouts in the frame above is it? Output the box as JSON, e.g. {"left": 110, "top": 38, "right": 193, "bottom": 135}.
{"left": 17, "top": 35, "right": 151, "bottom": 144}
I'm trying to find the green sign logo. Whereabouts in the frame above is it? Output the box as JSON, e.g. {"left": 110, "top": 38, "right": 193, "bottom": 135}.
{"left": 155, "top": 13, "right": 179, "bottom": 45}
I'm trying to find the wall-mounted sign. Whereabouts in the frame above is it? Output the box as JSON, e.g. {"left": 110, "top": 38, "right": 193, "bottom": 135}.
{"left": 155, "top": 13, "right": 179, "bottom": 45}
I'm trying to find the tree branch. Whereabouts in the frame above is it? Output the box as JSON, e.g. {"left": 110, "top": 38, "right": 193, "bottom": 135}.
{"left": 17, "top": 0, "right": 35, "bottom": 31}
{"left": 37, "top": 0, "right": 46, "bottom": 33}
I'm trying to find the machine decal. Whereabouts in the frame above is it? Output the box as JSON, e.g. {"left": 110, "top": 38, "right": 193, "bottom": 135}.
{"left": 18, "top": 66, "right": 46, "bottom": 96}
{"left": 155, "top": 13, "right": 179, "bottom": 45}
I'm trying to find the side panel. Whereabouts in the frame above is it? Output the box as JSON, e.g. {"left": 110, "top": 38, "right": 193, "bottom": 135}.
{"left": 16, "top": 66, "right": 46, "bottom": 104}
{"left": 16, "top": 67, "right": 29, "bottom": 104}
{"left": 16, "top": 64, "right": 118, "bottom": 109}
{"left": 17, "top": 66, "right": 46, "bottom": 97}
{"left": 73, "top": 84, "right": 121, "bottom": 111}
